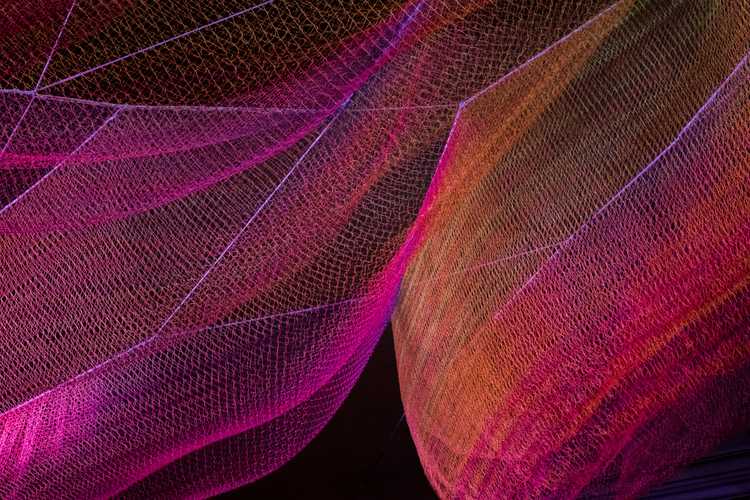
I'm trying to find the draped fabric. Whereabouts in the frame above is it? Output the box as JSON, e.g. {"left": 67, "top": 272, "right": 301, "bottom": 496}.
{"left": 0, "top": 1, "right": 748, "bottom": 497}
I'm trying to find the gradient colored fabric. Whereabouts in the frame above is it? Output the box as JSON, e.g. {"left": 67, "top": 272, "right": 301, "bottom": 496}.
{"left": 0, "top": 1, "right": 748, "bottom": 498}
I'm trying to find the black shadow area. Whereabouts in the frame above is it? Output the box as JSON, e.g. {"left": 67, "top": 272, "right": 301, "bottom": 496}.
{"left": 222, "top": 324, "right": 436, "bottom": 499}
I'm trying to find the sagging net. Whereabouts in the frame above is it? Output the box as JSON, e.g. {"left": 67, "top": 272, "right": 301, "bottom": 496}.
{"left": 393, "top": 1, "right": 750, "bottom": 498}
{"left": 0, "top": 0, "right": 747, "bottom": 497}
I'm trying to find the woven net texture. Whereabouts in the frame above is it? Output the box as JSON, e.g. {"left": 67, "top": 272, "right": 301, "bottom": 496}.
{"left": 0, "top": 0, "right": 748, "bottom": 498}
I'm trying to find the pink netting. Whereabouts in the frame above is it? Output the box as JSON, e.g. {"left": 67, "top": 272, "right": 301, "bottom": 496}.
{"left": 0, "top": 0, "right": 748, "bottom": 497}
{"left": 394, "top": 1, "right": 750, "bottom": 498}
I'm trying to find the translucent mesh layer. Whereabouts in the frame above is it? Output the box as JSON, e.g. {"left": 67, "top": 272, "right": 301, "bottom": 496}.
{"left": 393, "top": 1, "right": 750, "bottom": 498}
{"left": 0, "top": 0, "right": 748, "bottom": 497}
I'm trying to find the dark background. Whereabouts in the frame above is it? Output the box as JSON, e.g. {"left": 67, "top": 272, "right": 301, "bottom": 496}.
{"left": 224, "top": 325, "right": 435, "bottom": 499}
{"left": 225, "top": 325, "right": 750, "bottom": 500}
